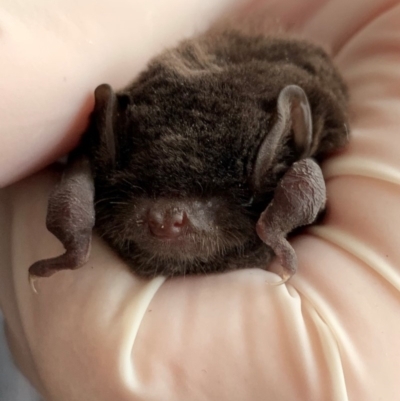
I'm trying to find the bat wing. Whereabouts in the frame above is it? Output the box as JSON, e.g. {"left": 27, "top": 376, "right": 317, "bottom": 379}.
{"left": 29, "top": 153, "right": 95, "bottom": 280}
{"left": 256, "top": 158, "right": 326, "bottom": 284}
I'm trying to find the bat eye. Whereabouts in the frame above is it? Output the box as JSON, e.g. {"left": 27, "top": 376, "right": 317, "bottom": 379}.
{"left": 241, "top": 196, "right": 254, "bottom": 208}
{"left": 118, "top": 94, "right": 130, "bottom": 110}
{"left": 301, "top": 62, "right": 317, "bottom": 75}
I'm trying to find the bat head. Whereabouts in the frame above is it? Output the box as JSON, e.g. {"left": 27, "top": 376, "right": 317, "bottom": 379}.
{"left": 85, "top": 69, "right": 317, "bottom": 277}
{"left": 85, "top": 32, "right": 349, "bottom": 277}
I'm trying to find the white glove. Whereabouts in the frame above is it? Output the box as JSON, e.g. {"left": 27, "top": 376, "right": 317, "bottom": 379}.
{"left": 1, "top": 1, "right": 400, "bottom": 400}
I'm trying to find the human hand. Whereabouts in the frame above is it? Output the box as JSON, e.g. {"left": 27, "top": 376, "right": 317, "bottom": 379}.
{"left": 1, "top": 0, "right": 400, "bottom": 400}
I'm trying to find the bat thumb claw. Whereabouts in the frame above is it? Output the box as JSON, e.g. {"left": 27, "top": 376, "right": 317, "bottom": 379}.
{"left": 28, "top": 273, "right": 40, "bottom": 294}
{"left": 261, "top": 237, "right": 297, "bottom": 285}
{"left": 266, "top": 268, "right": 294, "bottom": 286}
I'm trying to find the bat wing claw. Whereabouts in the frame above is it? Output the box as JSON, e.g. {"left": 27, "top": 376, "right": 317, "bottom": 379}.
{"left": 267, "top": 269, "right": 293, "bottom": 286}
{"left": 28, "top": 272, "right": 39, "bottom": 294}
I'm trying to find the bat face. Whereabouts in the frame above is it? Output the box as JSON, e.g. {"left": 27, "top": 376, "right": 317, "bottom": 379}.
{"left": 91, "top": 75, "right": 280, "bottom": 276}
{"left": 84, "top": 32, "right": 348, "bottom": 277}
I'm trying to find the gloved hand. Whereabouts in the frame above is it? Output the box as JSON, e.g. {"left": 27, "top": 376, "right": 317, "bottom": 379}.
{"left": 1, "top": 0, "right": 400, "bottom": 400}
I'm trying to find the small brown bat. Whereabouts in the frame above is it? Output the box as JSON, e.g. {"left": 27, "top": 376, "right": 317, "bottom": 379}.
{"left": 29, "top": 29, "right": 348, "bottom": 283}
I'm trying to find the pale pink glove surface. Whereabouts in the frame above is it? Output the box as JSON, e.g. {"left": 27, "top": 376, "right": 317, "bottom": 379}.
{"left": 1, "top": 0, "right": 400, "bottom": 400}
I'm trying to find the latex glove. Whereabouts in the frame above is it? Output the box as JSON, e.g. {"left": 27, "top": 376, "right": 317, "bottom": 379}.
{"left": 1, "top": 0, "right": 400, "bottom": 400}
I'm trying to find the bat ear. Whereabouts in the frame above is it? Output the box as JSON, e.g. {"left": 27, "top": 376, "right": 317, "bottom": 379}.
{"left": 253, "top": 85, "right": 313, "bottom": 189}
{"left": 93, "top": 84, "right": 130, "bottom": 168}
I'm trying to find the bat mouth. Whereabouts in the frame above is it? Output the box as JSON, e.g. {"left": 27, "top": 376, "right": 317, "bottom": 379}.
{"left": 136, "top": 227, "right": 246, "bottom": 260}
{"left": 115, "top": 232, "right": 266, "bottom": 277}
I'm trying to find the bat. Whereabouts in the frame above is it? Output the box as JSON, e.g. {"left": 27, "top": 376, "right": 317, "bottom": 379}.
{"left": 29, "top": 28, "right": 349, "bottom": 284}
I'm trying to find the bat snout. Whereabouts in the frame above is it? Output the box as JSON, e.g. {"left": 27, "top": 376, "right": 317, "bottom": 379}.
{"left": 147, "top": 207, "right": 189, "bottom": 239}
{"left": 133, "top": 198, "right": 220, "bottom": 254}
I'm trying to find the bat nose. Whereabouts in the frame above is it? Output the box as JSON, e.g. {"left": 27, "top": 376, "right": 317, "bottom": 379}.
{"left": 147, "top": 207, "right": 188, "bottom": 239}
